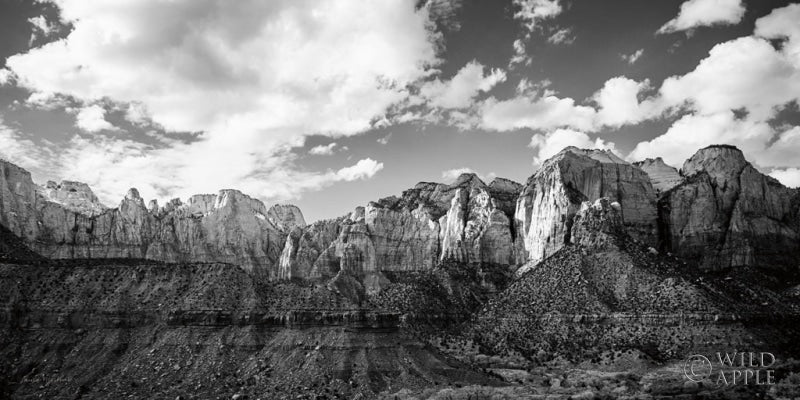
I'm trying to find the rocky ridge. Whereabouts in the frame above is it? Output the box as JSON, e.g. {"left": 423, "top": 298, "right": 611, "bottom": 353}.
{"left": 659, "top": 145, "right": 800, "bottom": 271}
{"left": 633, "top": 157, "right": 683, "bottom": 194}
{"left": 2, "top": 143, "right": 799, "bottom": 284}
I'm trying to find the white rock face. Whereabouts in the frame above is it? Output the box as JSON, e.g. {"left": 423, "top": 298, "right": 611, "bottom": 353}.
{"left": 514, "top": 147, "right": 658, "bottom": 267}
{"left": 267, "top": 204, "right": 307, "bottom": 231}
{"left": 0, "top": 159, "right": 304, "bottom": 278}
{"left": 39, "top": 180, "right": 108, "bottom": 216}
{"left": 633, "top": 157, "right": 683, "bottom": 195}
{"left": 277, "top": 172, "right": 522, "bottom": 285}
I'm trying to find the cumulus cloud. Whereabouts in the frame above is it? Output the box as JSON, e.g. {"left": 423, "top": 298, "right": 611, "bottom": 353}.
{"left": 0, "top": 68, "right": 14, "bottom": 86}
{"left": 479, "top": 94, "right": 597, "bottom": 132}
{"left": 441, "top": 167, "right": 496, "bottom": 183}
{"left": 75, "top": 104, "right": 117, "bottom": 132}
{"left": 335, "top": 158, "right": 384, "bottom": 181}
{"left": 657, "top": 0, "right": 745, "bottom": 34}
{"left": 769, "top": 168, "right": 800, "bottom": 188}
{"left": 308, "top": 142, "right": 338, "bottom": 156}
{"left": 547, "top": 28, "right": 575, "bottom": 45}
{"left": 4, "top": 0, "right": 439, "bottom": 204}
{"left": 630, "top": 4, "right": 800, "bottom": 187}
{"left": 628, "top": 111, "right": 773, "bottom": 166}
{"left": 529, "top": 129, "right": 617, "bottom": 165}
{"left": 419, "top": 61, "right": 506, "bottom": 109}
{"left": 514, "top": 0, "right": 562, "bottom": 32}
{"left": 592, "top": 77, "right": 658, "bottom": 127}
{"left": 509, "top": 39, "right": 531, "bottom": 68}
{"left": 377, "top": 132, "right": 392, "bottom": 145}
{"left": 28, "top": 15, "right": 56, "bottom": 44}
{"left": 621, "top": 49, "right": 644, "bottom": 64}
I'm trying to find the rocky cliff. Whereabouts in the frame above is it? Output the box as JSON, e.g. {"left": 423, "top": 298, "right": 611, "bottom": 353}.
{"left": 2, "top": 142, "right": 799, "bottom": 280}
{"left": 658, "top": 145, "right": 800, "bottom": 271}
{"left": 0, "top": 160, "right": 301, "bottom": 278}
{"left": 277, "top": 173, "right": 522, "bottom": 291}
{"left": 514, "top": 147, "right": 658, "bottom": 270}
{"left": 633, "top": 157, "right": 682, "bottom": 194}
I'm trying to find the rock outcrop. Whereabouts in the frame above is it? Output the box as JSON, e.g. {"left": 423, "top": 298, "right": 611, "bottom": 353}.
{"left": 278, "top": 173, "right": 522, "bottom": 288}
{"left": 0, "top": 160, "right": 298, "bottom": 278}
{"left": 38, "top": 180, "right": 108, "bottom": 216}
{"left": 633, "top": 157, "right": 683, "bottom": 195}
{"left": 514, "top": 147, "right": 658, "bottom": 268}
{"left": 659, "top": 145, "right": 800, "bottom": 270}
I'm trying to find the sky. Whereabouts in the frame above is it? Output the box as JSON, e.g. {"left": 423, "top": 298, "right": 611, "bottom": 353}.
{"left": 0, "top": 0, "right": 799, "bottom": 222}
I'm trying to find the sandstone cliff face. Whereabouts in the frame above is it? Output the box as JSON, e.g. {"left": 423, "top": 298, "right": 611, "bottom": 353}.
{"left": 278, "top": 173, "right": 522, "bottom": 287}
{"left": 0, "top": 160, "right": 297, "bottom": 278}
{"left": 659, "top": 145, "right": 800, "bottom": 270}
{"left": 514, "top": 147, "right": 658, "bottom": 268}
{"left": 38, "top": 180, "right": 108, "bottom": 216}
{"left": 633, "top": 157, "right": 682, "bottom": 195}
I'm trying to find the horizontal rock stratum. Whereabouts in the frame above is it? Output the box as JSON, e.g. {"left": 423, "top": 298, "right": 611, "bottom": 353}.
{"left": 1, "top": 144, "right": 798, "bottom": 279}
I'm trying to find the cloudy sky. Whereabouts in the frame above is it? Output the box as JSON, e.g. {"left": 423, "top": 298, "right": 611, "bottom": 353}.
{"left": 1, "top": 0, "right": 799, "bottom": 221}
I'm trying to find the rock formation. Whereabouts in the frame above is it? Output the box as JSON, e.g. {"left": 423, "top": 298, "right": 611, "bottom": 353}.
{"left": 514, "top": 147, "right": 658, "bottom": 269}
{"left": 658, "top": 145, "right": 800, "bottom": 270}
{"left": 277, "top": 173, "right": 522, "bottom": 289}
{"left": 3, "top": 143, "right": 799, "bottom": 280}
{"left": 633, "top": 157, "right": 682, "bottom": 195}
{"left": 0, "top": 160, "right": 295, "bottom": 278}
{"left": 38, "top": 180, "right": 108, "bottom": 216}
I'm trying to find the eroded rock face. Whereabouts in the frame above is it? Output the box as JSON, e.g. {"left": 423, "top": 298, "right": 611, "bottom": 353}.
{"left": 278, "top": 173, "right": 522, "bottom": 287}
{"left": 0, "top": 160, "right": 300, "bottom": 278}
{"left": 267, "top": 204, "right": 306, "bottom": 231}
{"left": 633, "top": 157, "right": 683, "bottom": 195}
{"left": 38, "top": 180, "right": 108, "bottom": 216}
{"left": 514, "top": 147, "right": 658, "bottom": 267}
{"left": 659, "top": 145, "right": 800, "bottom": 270}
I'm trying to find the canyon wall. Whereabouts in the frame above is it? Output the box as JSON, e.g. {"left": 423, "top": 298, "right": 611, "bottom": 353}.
{"left": 2, "top": 142, "right": 799, "bottom": 277}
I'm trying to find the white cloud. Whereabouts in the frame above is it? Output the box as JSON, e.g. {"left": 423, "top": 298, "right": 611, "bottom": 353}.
{"left": 75, "top": 104, "right": 117, "bottom": 132}
{"left": 4, "top": 0, "right": 437, "bottom": 204}
{"left": 769, "top": 168, "right": 800, "bottom": 188}
{"left": 529, "top": 129, "right": 617, "bottom": 165}
{"left": 28, "top": 15, "right": 55, "bottom": 43}
{"left": 419, "top": 61, "right": 506, "bottom": 109}
{"left": 547, "top": 28, "right": 574, "bottom": 45}
{"left": 0, "top": 69, "right": 14, "bottom": 86}
{"left": 628, "top": 111, "right": 773, "bottom": 166}
{"left": 514, "top": 0, "right": 562, "bottom": 32}
{"left": 659, "top": 36, "right": 800, "bottom": 121}
{"left": 479, "top": 94, "right": 597, "bottom": 132}
{"left": 441, "top": 167, "right": 496, "bottom": 183}
{"left": 621, "top": 49, "right": 644, "bottom": 64}
{"left": 509, "top": 39, "right": 530, "bottom": 67}
{"left": 755, "top": 3, "right": 800, "bottom": 66}
{"left": 308, "top": 142, "right": 338, "bottom": 156}
{"left": 592, "top": 77, "right": 657, "bottom": 127}
{"left": 377, "top": 132, "right": 392, "bottom": 145}
{"left": 335, "top": 158, "right": 384, "bottom": 181}
{"left": 630, "top": 4, "right": 800, "bottom": 175}
{"left": 657, "top": 0, "right": 745, "bottom": 34}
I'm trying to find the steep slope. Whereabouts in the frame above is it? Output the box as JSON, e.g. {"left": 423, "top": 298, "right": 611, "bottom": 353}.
{"left": 0, "top": 257, "right": 499, "bottom": 399}
{"left": 514, "top": 147, "right": 658, "bottom": 269}
{"left": 633, "top": 157, "right": 682, "bottom": 195}
{"left": 659, "top": 145, "right": 800, "bottom": 271}
{"left": 469, "top": 198, "right": 800, "bottom": 363}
